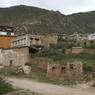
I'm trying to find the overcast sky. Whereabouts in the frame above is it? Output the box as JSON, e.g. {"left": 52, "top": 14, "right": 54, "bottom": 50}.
{"left": 0, "top": 0, "right": 95, "bottom": 14}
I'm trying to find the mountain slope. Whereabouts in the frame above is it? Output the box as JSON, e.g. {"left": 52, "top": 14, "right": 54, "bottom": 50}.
{"left": 0, "top": 5, "right": 95, "bottom": 34}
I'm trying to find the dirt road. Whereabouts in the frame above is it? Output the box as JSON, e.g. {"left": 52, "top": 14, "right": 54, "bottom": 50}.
{"left": 8, "top": 77, "right": 95, "bottom": 95}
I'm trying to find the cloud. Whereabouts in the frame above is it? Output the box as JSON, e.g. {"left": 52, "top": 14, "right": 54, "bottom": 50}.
{"left": 0, "top": 0, "right": 95, "bottom": 14}
{"left": 0, "top": 0, "right": 20, "bottom": 7}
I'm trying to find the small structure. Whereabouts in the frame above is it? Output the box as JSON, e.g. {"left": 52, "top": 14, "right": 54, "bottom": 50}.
{"left": 88, "top": 33, "right": 95, "bottom": 40}
{"left": 47, "top": 61, "right": 83, "bottom": 81}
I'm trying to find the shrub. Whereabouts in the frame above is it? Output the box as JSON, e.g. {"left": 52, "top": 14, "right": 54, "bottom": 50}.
{"left": 0, "top": 77, "right": 14, "bottom": 94}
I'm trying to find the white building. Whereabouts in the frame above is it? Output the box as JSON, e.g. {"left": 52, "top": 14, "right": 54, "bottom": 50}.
{"left": 88, "top": 33, "right": 95, "bottom": 40}
{"left": 11, "top": 34, "right": 44, "bottom": 48}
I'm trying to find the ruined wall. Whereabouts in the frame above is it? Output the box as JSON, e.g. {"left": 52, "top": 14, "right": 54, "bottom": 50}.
{"left": 47, "top": 61, "right": 83, "bottom": 81}
{"left": 84, "top": 48, "right": 95, "bottom": 54}
{"left": 71, "top": 47, "right": 84, "bottom": 54}
{"left": 30, "top": 57, "right": 49, "bottom": 71}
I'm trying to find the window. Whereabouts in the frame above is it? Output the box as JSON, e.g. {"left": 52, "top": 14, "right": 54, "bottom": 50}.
{"left": 61, "top": 67, "right": 66, "bottom": 73}
{"left": 52, "top": 67, "right": 56, "bottom": 71}
{"left": 70, "top": 64, "right": 74, "bottom": 69}
{"left": 9, "top": 60, "right": 13, "bottom": 67}
{"left": 61, "top": 67, "right": 66, "bottom": 70}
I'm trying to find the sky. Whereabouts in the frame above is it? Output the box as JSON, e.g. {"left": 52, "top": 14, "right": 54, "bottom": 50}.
{"left": 0, "top": 0, "right": 95, "bottom": 14}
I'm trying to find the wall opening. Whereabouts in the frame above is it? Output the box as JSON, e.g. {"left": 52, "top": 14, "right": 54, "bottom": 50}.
{"left": 61, "top": 67, "right": 66, "bottom": 73}
{"left": 9, "top": 60, "right": 13, "bottom": 67}
{"left": 52, "top": 66, "right": 57, "bottom": 72}
{"left": 69, "top": 64, "right": 74, "bottom": 69}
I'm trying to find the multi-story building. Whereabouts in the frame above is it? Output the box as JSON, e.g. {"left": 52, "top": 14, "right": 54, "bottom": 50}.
{"left": 11, "top": 34, "right": 44, "bottom": 48}
{"left": 88, "top": 33, "right": 95, "bottom": 40}
{"left": 12, "top": 25, "right": 58, "bottom": 48}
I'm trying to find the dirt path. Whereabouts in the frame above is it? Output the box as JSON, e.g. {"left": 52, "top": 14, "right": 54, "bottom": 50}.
{"left": 8, "top": 77, "right": 95, "bottom": 95}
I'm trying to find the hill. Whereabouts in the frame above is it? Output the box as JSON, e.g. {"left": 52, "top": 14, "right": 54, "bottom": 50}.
{"left": 0, "top": 5, "right": 95, "bottom": 34}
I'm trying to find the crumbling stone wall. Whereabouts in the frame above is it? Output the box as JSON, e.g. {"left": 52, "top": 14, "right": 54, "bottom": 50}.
{"left": 30, "top": 57, "right": 49, "bottom": 71}
{"left": 47, "top": 61, "right": 83, "bottom": 81}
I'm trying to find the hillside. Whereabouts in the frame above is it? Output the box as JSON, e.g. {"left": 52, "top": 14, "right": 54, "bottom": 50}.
{"left": 0, "top": 5, "right": 95, "bottom": 34}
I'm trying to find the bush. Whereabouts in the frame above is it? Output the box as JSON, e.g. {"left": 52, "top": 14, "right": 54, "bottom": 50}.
{"left": 0, "top": 77, "right": 14, "bottom": 94}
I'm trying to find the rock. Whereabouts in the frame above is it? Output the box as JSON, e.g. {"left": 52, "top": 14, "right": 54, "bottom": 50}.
{"left": 22, "top": 65, "right": 31, "bottom": 74}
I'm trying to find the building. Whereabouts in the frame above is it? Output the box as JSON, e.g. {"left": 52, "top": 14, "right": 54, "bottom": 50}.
{"left": 88, "top": 33, "right": 95, "bottom": 40}
{"left": 0, "top": 47, "right": 31, "bottom": 67}
{"left": 0, "top": 25, "right": 15, "bottom": 49}
{"left": 11, "top": 34, "right": 44, "bottom": 48}
{"left": 12, "top": 25, "right": 58, "bottom": 48}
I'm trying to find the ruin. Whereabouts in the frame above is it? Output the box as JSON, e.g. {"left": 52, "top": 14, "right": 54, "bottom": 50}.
{"left": 47, "top": 61, "right": 83, "bottom": 81}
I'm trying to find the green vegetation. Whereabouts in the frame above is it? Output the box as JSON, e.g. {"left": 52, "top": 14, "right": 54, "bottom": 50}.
{"left": 0, "top": 5, "right": 95, "bottom": 34}
{"left": 0, "top": 77, "right": 14, "bottom": 95}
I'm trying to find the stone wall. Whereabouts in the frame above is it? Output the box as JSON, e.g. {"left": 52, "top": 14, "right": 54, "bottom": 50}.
{"left": 71, "top": 47, "right": 84, "bottom": 54}
{"left": 30, "top": 57, "right": 49, "bottom": 71}
{"left": 1, "top": 49, "right": 19, "bottom": 67}
{"left": 47, "top": 61, "right": 83, "bottom": 81}
{"left": 84, "top": 48, "right": 95, "bottom": 54}
{"left": 0, "top": 47, "right": 31, "bottom": 67}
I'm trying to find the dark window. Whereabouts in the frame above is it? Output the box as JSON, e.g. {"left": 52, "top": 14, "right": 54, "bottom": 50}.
{"left": 52, "top": 67, "right": 57, "bottom": 72}
{"left": 61, "top": 67, "right": 66, "bottom": 70}
{"left": 70, "top": 64, "right": 74, "bottom": 69}
{"left": 9, "top": 60, "right": 13, "bottom": 67}
{"left": 52, "top": 67, "right": 56, "bottom": 69}
{"left": 61, "top": 67, "right": 66, "bottom": 73}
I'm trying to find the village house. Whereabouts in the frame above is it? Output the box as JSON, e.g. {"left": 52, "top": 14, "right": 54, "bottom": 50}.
{"left": 11, "top": 34, "right": 44, "bottom": 49}
{"left": 0, "top": 24, "right": 58, "bottom": 67}
{"left": 12, "top": 25, "right": 58, "bottom": 48}
{"left": 88, "top": 33, "right": 95, "bottom": 40}
{"left": 68, "top": 32, "right": 87, "bottom": 42}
